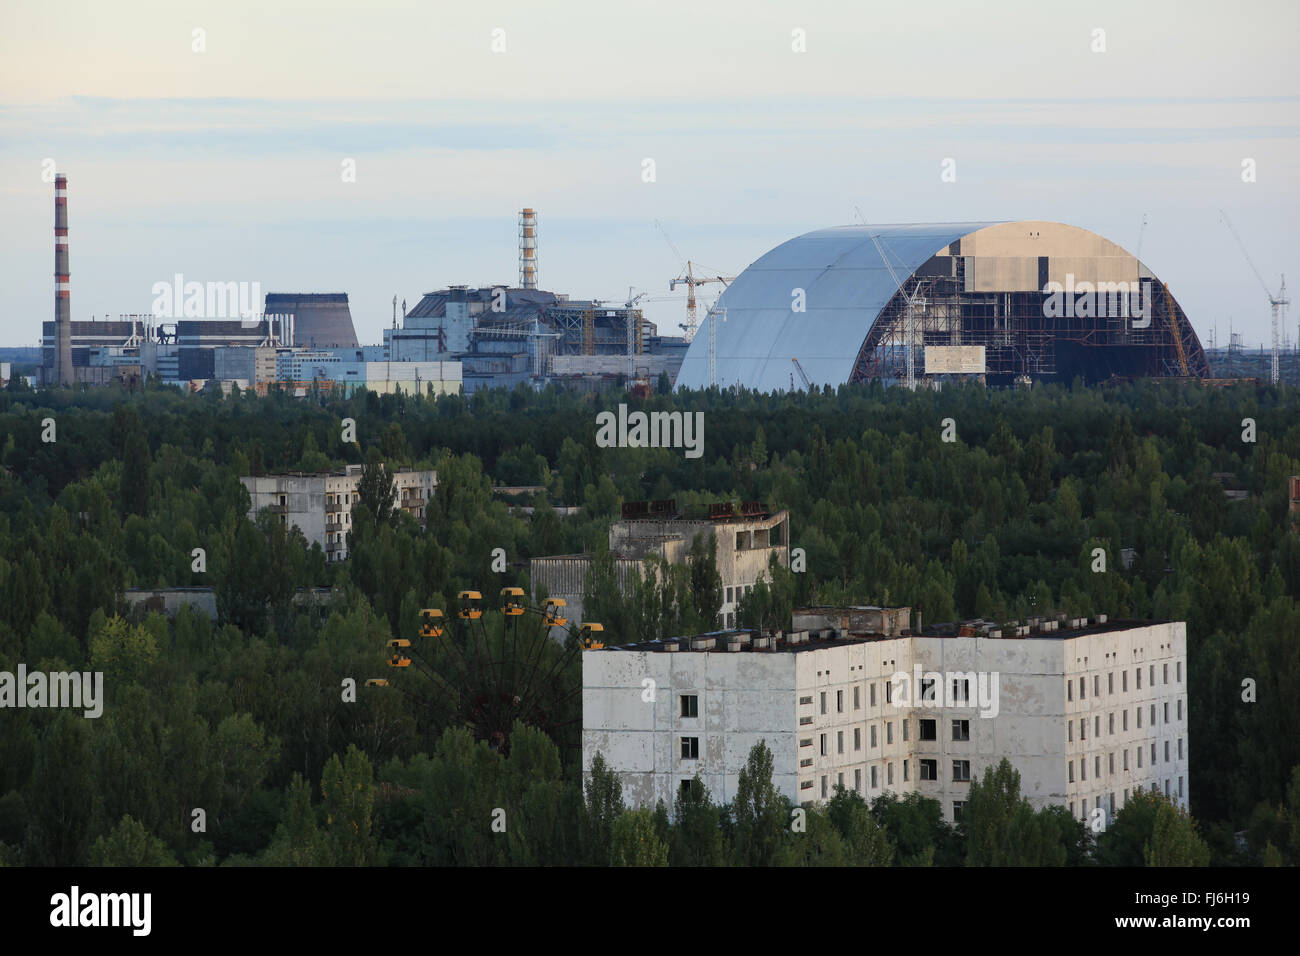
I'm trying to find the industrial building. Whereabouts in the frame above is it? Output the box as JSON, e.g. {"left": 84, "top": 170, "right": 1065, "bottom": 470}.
{"left": 531, "top": 500, "right": 789, "bottom": 626}
{"left": 675, "top": 221, "right": 1210, "bottom": 390}
{"left": 241, "top": 465, "right": 436, "bottom": 562}
{"left": 582, "top": 613, "right": 1188, "bottom": 825}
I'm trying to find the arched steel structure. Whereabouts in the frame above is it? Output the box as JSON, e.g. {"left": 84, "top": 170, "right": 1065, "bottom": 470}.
{"left": 674, "top": 221, "right": 1209, "bottom": 389}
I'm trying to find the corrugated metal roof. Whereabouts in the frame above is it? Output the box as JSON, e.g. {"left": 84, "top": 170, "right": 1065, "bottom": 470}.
{"left": 673, "top": 222, "right": 1001, "bottom": 391}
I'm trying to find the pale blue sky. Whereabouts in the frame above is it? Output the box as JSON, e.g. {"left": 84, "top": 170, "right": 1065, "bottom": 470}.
{"left": 2, "top": 0, "right": 1297, "bottom": 348}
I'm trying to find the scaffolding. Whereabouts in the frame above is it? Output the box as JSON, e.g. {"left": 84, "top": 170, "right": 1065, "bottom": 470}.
{"left": 850, "top": 269, "right": 1210, "bottom": 384}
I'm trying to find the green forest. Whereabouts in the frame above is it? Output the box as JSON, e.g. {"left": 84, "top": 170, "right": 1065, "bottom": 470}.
{"left": 0, "top": 375, "right": 1297, "bottom": 866}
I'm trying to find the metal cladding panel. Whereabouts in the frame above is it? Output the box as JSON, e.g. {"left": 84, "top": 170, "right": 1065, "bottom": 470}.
{"left": 675, "top": 222, "right": 1001, "bottom": 391}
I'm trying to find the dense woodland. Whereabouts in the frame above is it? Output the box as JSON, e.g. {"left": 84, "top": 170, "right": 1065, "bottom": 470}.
{"left": 0, "top": 375, "right": 1298, "bottom": 866}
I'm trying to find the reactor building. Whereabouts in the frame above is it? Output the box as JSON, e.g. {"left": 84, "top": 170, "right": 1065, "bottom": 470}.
{"left": 674, "top": 221, "right": 1209, "bottom": 390}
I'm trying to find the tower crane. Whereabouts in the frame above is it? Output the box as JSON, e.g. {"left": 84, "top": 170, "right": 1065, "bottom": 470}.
{"left": 868, "top": 230, "right": 926, "bottom": 390}
{"left": 654, "top": 220, "right": 734, "bottom": 342}
{"left": 791, "top": 357, "right": 812, "bottom": 390}
{"left": 1220, "top": 209, "right": 1289, "bottom": 385}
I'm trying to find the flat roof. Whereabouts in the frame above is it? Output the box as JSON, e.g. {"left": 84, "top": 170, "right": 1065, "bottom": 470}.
{"left": 593, "top": 618, "right": 1177, "bottom": 653}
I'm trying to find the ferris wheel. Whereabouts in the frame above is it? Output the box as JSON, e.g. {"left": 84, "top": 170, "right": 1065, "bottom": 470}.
{"left": 368, "top": 589, "right": 605, "bottom": 754}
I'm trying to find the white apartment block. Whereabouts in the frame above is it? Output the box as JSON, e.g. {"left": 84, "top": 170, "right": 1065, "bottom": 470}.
{"left": 582, "top": 616, "right": 1187, "bottom": 826}
{"left": 241, "top": 464, "right": 437, "bottom": 561}
{"left": 532, "top": 500, "right": 790, "bottom": 626}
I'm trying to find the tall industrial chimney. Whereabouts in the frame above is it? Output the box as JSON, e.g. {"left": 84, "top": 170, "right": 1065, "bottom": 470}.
{"left": 519, "top": 208, "right": 537, "bottom": 290}
{"left": 54, "top": 174, "right": 73, "bottom": 385}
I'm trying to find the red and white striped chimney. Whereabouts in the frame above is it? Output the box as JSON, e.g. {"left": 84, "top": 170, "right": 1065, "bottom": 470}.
{"left": 54, "top": 174, "right": 74, "bottom": 385}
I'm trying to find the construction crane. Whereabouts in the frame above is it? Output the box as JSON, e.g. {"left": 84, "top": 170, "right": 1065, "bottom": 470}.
{"left": 791, "top": 357, "right": 811, "bottom": 390}
{"left": 868, "top": 230, "right": 926, "bottom": 390}
{"left": 1220, "top": 209, "right": 1289, "bottom": 384}
{"left": 654, "top": 220, "right": 733, "bottom": 343}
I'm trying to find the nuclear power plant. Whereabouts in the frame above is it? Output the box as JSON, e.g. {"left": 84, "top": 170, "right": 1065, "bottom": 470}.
{"left": 36, "top": 185, "right": 687, "bottom": 394}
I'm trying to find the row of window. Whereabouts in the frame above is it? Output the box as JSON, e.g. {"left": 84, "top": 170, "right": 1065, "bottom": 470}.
{"left": 1068, "top": 739, "right": 1184, "bottom": 783}
{"left": 1070, "top": 778, "right": 1184, "bottom": 819}
{"left": 802, "top": 680, "right": 971, "bottom": 715}
{"left": 1069, "top": 662, "right": 1182, "bottom": 702}
{"left": 1069, "top": 700, "right": 1184, "bottom": 741}
{"left": 798, "top": 759, "right": 975, "bottom": 799}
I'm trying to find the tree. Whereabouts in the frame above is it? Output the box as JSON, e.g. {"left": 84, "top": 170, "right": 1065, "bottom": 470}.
{"left": 582, "top": 752, "right": 625, "bottom": 866}
{"left": 321, "top": 745, "right": 377, "bottom": 866}
{"left": 732, "top": 740, "right": 788, "bottom": 866}
{"left": 1144, "top": 798, "right": 1211, "bottom": 867}
{"left": 826, "top": 786, "right": 893, "bottom": 865}
{"left": 357, "top": 455, "right": 397, "bottom": 530}
{"left": 670, "top": 776, "right": 727, "bottom": 866}
{"left": 610, "top": 809, "right": 669, "bottom": 866}
{"left": 88, "top": 815, "right": 179, "bottom": 867}
{"left": 264, "top": 774, "right": 333, "bottom": 866}
{"left": 689, "top": 532, "right": 723, "bottom": 628}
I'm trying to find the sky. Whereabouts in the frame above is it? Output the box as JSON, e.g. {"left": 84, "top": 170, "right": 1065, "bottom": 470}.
{"left": 2, "top": 0, "right": 1298, "bottom": 349}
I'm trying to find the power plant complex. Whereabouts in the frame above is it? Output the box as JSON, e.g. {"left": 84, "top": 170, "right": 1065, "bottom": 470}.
{"left": 34, "top": 177, "right": 1290, "bottom": 393}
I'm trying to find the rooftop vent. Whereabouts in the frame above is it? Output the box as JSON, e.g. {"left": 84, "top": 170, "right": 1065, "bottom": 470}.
{"left": 726, "top": 639, "right": 743, "bottom": 652}
{"left": 1096, "top": 613, "right": 1108, "bottom": 624}
{"left": 752, "top": 635, "right": 772, "bottom": 650}
{"left": 663, "top": 641, "right": 679, "bottom": 653}
{"left": 690, "top": 636, "right": 715, "bottom": 651}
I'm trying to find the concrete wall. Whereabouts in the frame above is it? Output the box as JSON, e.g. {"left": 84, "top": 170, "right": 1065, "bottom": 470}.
{"left": 122, "top": 587, "right": 219, "bottom": 620}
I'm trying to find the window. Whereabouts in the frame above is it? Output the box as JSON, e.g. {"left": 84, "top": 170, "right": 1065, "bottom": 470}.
{"left": 1151, "top": 743, "right": 1156, "bottom": 763}
{"left": 1080, "top": 677, "right": 1086, "bottom": 700}
{"left": 1109, "top": 713, "right": 1115, "bottom": 735}
{"left": 902, "top": 759, "right": 909, "bottom": 782}
{"left": 1136, "top": 669, "right": 1142, "bottom": 690}
{"left": 870, "top": 683, "right": 877, "bottom": 706}
{"left": 1177, "top": 661, "right": 1182, "bottom": 683}
{"left": 680, "top": 737, "right": 699, "bottom": 760}
{"left": 837, "top": 731, "right": 844, "bottom": 755}
{"left": 837, "top": 690, "right": 843, "bottom": 713}
{"left": 820, "top": 692, "right": 826, "bottom": 715}
{"left": 1150, "top": 665, "right": 1155, "bottom": 686}
{"left": 1094, "top": 675, "right": 1100, "bottom": 697}
{"left": 799, "top": 715, "right": 813, "bottom": 726}
{"left": 854, "top": 768, "right": 862, "bottom": 793}
{"left": 1068, "top": 721, "right": 1073, "bottom": 743}
{"left": 1109, "top": 793, "right": 1116, "bottom": 816}
{"left": 1178, "top": 738, "right": 1184, "bottom": 759}
{"left": 853, "top": 685, "right": 861, "bottom": 710}
{"left": 952, "top": 719, "right": 970, "bottom": 741}
{"left": 887, "top": 763, "right": 894, "bottom": 785}
{"left": 1068, "top": 681, "right": 1073, "bottom": 702}
{"left": 1095, "top": 716, "right": 1101, "bottom": 738}
{"left": 1123, "top": 670, "right": 1128, "bottom": 692}
{"left": 1150, "top": 704, "right": 1156, "bottom": 725}
{"left": 902, "top": 719, "right": 910, "bottom": 742}
{"left": 920, "top": 678, "right": 936, "bottom": 703}
{"left": 885, "top": 680, "right": 892, "bottom": 704}
{"left": 1080, "top": 759, "right": 1086, "bottom": 782}
{"left": 799, "top": 695, "right": 812, "bottom": 706}
{"left": 870, "top": 725, "right": 878, "bottom": 748}
{"left": 1123, "top": 710, "right": 1128, "bottom": 731}
{"left": 1095, "top": 755, "right": 1101, "bottom": 779}
{"left": 952, "top": 678, "right": 970, "bottom": 703}
{"left": 1163, "top": 702, "right": 1169, "bottom": 723}
{"left": 920, "top": 759, "right": 938, "bottom": 781}
{"left": 726, "top": 586, "right": 733, "bottom": 603}
{"left": 953, "top": 801, "right": 966, "bottom": 820}
{"left": 1123, "top": 750, "right": 1129, "bottom": 771}
{"left": 871, "top": 766, "right": 878, "bottom": 789}
{"left": 800, "top": 780, "right": 813, "bottom": 791}
{"left": 1164, "top": 779, "right": 1170, "bottom": 797}
{"left": 1177, "top": 699, "right": 1183, "bottom": 720}
{"left": 820, "top": 734, "right": 826, "bottom": 756}
{"left": 1163, "top": 663, "right": 1168, "bottom": 685}
{"left": 1179, "top": 776, "right": 1184, "bottom": 798}
{"left": 1137, "top": 708, "right": 1142, "bottom": 729}
{"left": 821, "top": 776, "right": 828, "bottom": 799}
{"left": 886, "top": 722, "right": 893, "bottom": 744}
{"left": 854, "top": 727, "right": 861, "bottom": 751}
{"left": 1080, "top": 719, "right": 1086, "bottom": 741}
{"left": 1108, "top": 672, "right": 1114, "bottom": 694}
{"left": 837, "top": 772, "right": 844, "bottom": 790}
{"left": 680, "top": 779, "right": 692, "bottom": 798}
{"left": 800, "top": 738, "right": 812, "bottom": 748}
{"left": 1137, "top": 748, "right": 1143, "bottom": 768}
{"left": 680, "top": 694, "right": 698, "bottom": 718}
{"left": 920, "top": 719, "right": 937, "bottom": 741}
{"left": 1164, "top": 741, "right": 1170, "bottom": 762}
{"left": 1069, "top": 762, "right": 1075, "bottom": 783}
{"left": 952, "top": 760, "right": 971, "bottom": 782}
{"left": 1108, "top": 752, "right": 1115, "bottom": 774}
